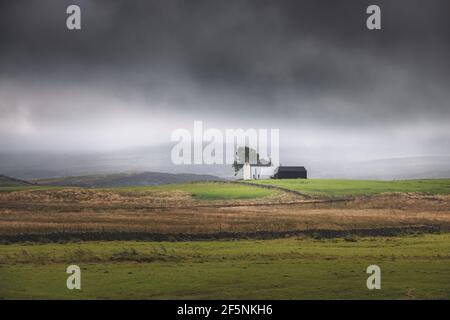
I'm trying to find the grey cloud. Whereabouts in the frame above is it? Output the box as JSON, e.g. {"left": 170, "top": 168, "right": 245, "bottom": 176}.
{"left": 0, "top": 0, "right": 449, "bottom": 156}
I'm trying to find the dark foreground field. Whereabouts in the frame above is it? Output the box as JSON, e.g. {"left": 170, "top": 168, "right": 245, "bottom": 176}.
{"left": 0, "top": 179, "right": 449, "bottom": 299}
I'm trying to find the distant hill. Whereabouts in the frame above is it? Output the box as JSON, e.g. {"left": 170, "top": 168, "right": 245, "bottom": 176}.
{"left": 0, "top": 145, "right": 234, "bottom": 180}
{"left": 0, "top": 174, "right": 34, "bottom": 187}
{"left": 35, "top": 172, "right": 222, "bottom": 188}
{"left": 2, "top": 146, "right": 449, "bottom": 181}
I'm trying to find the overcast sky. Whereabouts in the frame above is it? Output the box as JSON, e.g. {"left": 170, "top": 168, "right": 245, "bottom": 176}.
{"left": 0, "top": 0, "right": 449, "bottom": 162}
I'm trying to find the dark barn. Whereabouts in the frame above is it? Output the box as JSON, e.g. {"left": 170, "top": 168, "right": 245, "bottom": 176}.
{"left": 273, "top": 166, "right": 307, "bottom": 179}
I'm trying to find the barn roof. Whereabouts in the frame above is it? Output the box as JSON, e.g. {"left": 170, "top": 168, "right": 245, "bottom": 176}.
{"left": 277, "top": 166, "right": 306, "bottom": 172}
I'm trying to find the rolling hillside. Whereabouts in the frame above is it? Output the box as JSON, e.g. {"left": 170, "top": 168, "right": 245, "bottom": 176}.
{"left": 0, "top": 175, "right": 34, "bottom": 187}
{"left": 35, "top": 171, "right": 222, "bottom": 188}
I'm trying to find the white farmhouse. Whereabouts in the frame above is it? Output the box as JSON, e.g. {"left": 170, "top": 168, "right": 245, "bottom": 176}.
{"left": 237, "top": 161, "right": 277, "bottom": 180}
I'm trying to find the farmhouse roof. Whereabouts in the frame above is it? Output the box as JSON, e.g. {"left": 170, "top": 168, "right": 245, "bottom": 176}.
{"left": 277, "top": 166, "right": 306, "bottom": 171}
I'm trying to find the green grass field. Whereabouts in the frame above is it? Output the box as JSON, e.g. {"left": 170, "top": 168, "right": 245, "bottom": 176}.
{"left": 113, "top": 182, "right": 274, "bottom": 200}
{"left": 0, "top": 182, "right": 274, "bottom": 200}
{"left": 252, "top": 178, "right": 450, "bottom": 197}
{"left": 0, "top": 234, "right": 449, "bottom": 299}
{"left": 1, "top": 179, "right": 449, "bottom": 299}
{"left": 3, "top": 179, "right": 450, "bottom": 199}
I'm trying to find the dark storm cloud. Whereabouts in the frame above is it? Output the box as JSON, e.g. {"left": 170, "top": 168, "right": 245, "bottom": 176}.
{"left": 0, "top": 0, "right": 449, "bottom": 153}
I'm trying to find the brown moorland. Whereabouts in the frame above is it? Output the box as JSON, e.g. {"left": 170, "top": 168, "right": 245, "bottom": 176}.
{"left": 0, "top": 186, "right": 449, "bottom": 241}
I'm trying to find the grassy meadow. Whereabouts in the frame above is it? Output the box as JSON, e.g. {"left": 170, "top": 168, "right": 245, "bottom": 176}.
{"left": 0, "top": 234, "right": 449, "bottom": 299}
{"left": 112, "top": 182, "right": 274, "bottom": 200}
{"left": 0, "top": 182, "right": 275, "bottom": 200}
{"left": 1, "top": 178, "right": 449, "bottom": 299}
{"left": 252, "top": 178, "right": 450, "bottom": 197}
{"left": 3, "top": 179, "right": 450, "bottom": 199}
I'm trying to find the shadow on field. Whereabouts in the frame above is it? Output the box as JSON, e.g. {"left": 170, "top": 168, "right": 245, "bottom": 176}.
{"left": 0, "top": 225, "right": 441, "bottom": 243}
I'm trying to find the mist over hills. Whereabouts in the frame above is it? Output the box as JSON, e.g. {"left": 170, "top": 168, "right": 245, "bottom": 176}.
{"left": 1, "top": 145, "right": 449, "bottom": 181}
{"left": 0, "top": 144, "right": 234, "bottom": 180}
{"left": 305, "top": 156, "right": 450, "bottom": 180}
